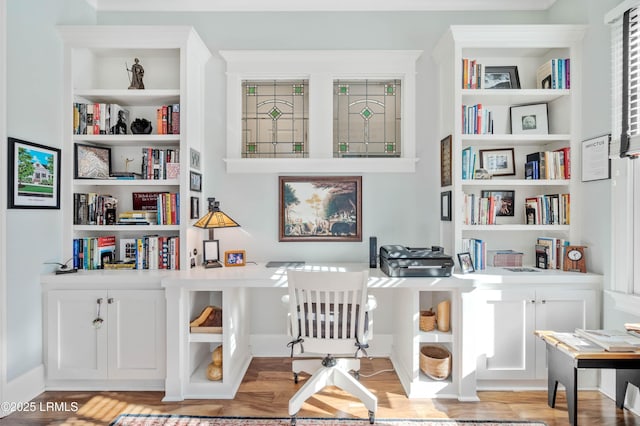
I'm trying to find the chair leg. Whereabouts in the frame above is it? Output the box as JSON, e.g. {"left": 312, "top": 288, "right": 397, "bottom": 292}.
{"left": 331, "top": 366, "right": 378, "bottom": 415}
{"left": 288, "top": 367, "right": 332, "bottom": 416}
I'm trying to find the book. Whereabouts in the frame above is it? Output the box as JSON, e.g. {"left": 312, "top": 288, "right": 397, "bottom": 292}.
{"left": 96, "top": 235, "right": 116, "bottom": 269}
{"left": 132, "top": 192, "right": 162, "bottom": 211}
{"left": 119, "top": 238, "right": 137, "bottom": 262}
{"left": 551, "top": 332, "right": 605, "bottom": 352}
{"left": 575, "top": 329, "right": 640, "bottom": 352}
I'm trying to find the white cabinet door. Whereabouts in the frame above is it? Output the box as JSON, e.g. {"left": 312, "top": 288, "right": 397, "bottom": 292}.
{"left": 46, "top": 290, "right": 108, "bottom": 380}
{"left": 107, "top": 290, "right": 166, "bottom": 380}
{"left": 475, "top": 289, "right": 536, "bottom": 380}
{"left": 534, "top": 289, "right": 598, "bottom": 378}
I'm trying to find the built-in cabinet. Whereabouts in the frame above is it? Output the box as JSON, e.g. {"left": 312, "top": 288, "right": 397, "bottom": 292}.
{"left": 44, "top": 286, "right": 166, "bottom": 389}
{"left": 57, "top": 25, "right": 211, "bottom": 270}
{"left": 474, "top": 287, "right": 598, "bottom": 385}
{"left": 433, "top": 25, "right": 586, "bottom": 266}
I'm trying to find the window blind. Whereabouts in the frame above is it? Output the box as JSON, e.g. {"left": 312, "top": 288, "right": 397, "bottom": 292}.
{"left": 619, "top": 8, "right": 640, "bottom": 157}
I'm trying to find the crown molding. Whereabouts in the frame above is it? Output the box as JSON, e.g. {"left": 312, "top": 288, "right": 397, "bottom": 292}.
{"left": 87, "top": 0, "right": 557, "bottom": 12}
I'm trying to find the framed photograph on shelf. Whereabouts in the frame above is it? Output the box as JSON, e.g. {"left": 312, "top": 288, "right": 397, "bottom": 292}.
{"left": 484, "top": 66, "right": 521, "bottom": 89}
{"left": 581, "top": 134, "right": 611, "bottom": 182}
{"left": 440, "top": 135, "right": 452, "bottom": 187}
{"left": 481, "top": 189, "right": 515, "bottom": 216}
{"left": 457, "top": 252, "right": 475, "bottom": 274}
{"left": 190, "top": 148, "right": 201, "bottom": 170}
{"left": 74, "top": 143, "right": 111, "bottom": 179}
{"left": 190, "top": 171, "right": 202, "bottom": 192}
{"left": 8, "top": 137, "right": 61, "bottom": 209}
{"left": 479, "top": 148, "right": 516, "bottom": 176}
{"left": 190, "top": 196, "right": 200, "bottom": 219}
{"left": 440, "top": 190, "right": 452, "bottom": 221}
{"left": 203, "top": 239, "right": 221, "bottom": 268}
{"left": 224, "top": 250, "right": 246, "bottom": 267}
{"left": 510, "top": 103, "right": 549, "bottom": 135}
{"left": 279, "top": 175, "right": 362, "bottom": 242}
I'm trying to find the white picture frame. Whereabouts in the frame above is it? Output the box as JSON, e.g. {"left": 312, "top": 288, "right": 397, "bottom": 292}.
{"left": 510, "top": 103, "right": 549, "bottom": 135}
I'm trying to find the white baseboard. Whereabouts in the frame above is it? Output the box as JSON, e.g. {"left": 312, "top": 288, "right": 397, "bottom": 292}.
{"left": 1, "top": 364, "right": 45, "bottom": 417}
{"left": 249, "top": 334, "right": 393, "bottom": 357}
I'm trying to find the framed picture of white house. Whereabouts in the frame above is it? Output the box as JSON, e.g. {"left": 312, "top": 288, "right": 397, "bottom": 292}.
{"left": 8, "top": 137, "right": 61, "bottom": 209}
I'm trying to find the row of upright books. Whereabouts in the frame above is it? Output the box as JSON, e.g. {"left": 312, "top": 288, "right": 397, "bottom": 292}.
{"left": 72, "top": 235, "right": 181, "bottom": 270}
{"left": 536, "top": 58, "right": 570, "bottom": 89}
{"left": 73, "top": 193, "right": 118, "bottom": 225}
{"left": 461, "top": 238, "right": 486, "bottom": 271}
{"left": 141, "top": 147, "right": 180, "bottom": 180}
{"left": 156, "top": 104, "right": 180, "bottom": 135}
{"left": 461, "top": 59, "right": 483, "bottom": 89}
{"left": 462, "top": 193, "right": 502, "bottom": 225}
{"left": 535, "top": 236, "right": 570, "bottom": 270}
{"left": 118, "top": 235, "right": 181, "bottom": 270}
{"left": 461, "top": 147, "right": 478, "bottom": 180}
{"left": 462, "top": 104, "right": 494, "bottom": 134}
{"left": 525, "top": 193, "right": 570, "bottom": 226}
{"left": 525, "top": 148, "right": 571, "bottom": 180}
{"left": 73, "top": 103, "right": 129, "bottom": 135}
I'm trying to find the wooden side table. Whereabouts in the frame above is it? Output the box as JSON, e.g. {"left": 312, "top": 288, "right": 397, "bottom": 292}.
{"left": 535, "top": 330, "right": 640, "bottom": 426}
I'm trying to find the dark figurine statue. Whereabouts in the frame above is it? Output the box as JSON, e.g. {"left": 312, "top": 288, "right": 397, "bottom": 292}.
{"left": 127, "top": 58, "right": 145, "bottom": 90}
{"left": 111, "top": 110, "right": 127, "bottom": 135}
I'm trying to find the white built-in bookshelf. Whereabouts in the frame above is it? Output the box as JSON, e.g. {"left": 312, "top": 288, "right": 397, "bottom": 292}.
{"left": 58, "top": 26, "right": 211, "bottom": 271}
{"left": 433, "top": 25, "right": 586, "bottom": 269}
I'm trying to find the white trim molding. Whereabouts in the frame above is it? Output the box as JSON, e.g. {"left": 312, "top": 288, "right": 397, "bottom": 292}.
{"left": 605, "top": 290, "right": 640, "bottom": 316}
{"left": 0, "top": 0, "right": 7, "bottom": 415}
{"left": 87, "top": 0, "right": 557, "bottom": 12}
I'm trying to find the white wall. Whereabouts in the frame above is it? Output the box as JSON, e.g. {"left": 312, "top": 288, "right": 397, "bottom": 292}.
{"left": 5, "top": 0, "right": 95, "bottom": 386}
{"left": 3, "top": 0, "right": 628, "bottom": 405}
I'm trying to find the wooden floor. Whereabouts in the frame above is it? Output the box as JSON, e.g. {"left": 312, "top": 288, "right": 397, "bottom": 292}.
{"left": 3, "top": 357, "right": 639, "bottom": 425}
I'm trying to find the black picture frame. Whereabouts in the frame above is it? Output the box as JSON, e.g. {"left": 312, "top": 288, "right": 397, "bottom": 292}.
{"left": 440, "top": 190, "right": 452, "bottom": 221}
{"left": 190, "top": 196, "right": 200, "bottom": 219}
{"left": 481, "top": 189, "right": 515, "bottom": 217}
{"left": 74, "top": 143, "right": 111, "bottom": 179}
{"left": 8, "top": 137, "right": 61, "bottom": 209}
{"left": 581, "top": 134, "right": 611, "bottom": 182}
{"left": 479, "top": 148, "right": 516, "bottom": 177}
{"left": 279, "top": 175, "right": 362, "bottom": 242}
{"left": 203, "top": 239, "right": 221, "bottom": 268}
{"left": 457, "top": 252, "right": 475, "bottom": 274}
{"left": 190, "top": 171, "right": 202, "bottom": 192}
{"left": 484, "top": 66, "right": 521, "bottom": 89}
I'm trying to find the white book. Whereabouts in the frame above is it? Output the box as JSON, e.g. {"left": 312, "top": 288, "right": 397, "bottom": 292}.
{"left": 575, "top": 329, "right": 640, "bottom": 352}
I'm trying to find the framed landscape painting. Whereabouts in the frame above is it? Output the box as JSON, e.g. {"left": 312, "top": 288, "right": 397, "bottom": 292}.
{"left": 279, "top": 176, "right": 362, "bottom": 242}
{"left": 8, "top": 137, "right": 61, "bottom": 209}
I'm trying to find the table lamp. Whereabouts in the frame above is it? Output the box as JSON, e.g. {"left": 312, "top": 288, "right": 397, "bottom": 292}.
{"left": 194, "top": 198, "right": 240, "bottom": 268}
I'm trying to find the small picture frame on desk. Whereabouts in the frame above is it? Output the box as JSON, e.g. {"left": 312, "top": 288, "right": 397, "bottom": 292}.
{"left": 224, "top": 250, "right": 246, "bottom": 267}
{"left": 457, "top": 252, "right": 475, "bottom": 274}
{"left": 203, "top": 240, "right": 222, "bottom": 268}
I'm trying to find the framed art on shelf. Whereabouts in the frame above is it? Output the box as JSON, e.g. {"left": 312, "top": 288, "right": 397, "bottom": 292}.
{"left": 484, "top": 66, "right": 521, "bottom": 89}
{"left": 279, "top": 175, "right": 362, "bottom": 242}
{"left": 457, "top": 252, "right": 475, "bottom": 274}
{"left": 581, "top": 134, "right": 611, "bottom": 182}
{"left": 510, "top": 103, "right": 549, "bottom": 135}
{"left": 481, "top": 189, "right": 515, "bottom": 216}
{"left": 74, "top": 143, "right": 111, "bottom": 179}
{"left": 224, "top": 250, "right": 246, "bottom": 267}
{"left": 440, "top": 135, "right": 452, "bottom": 187}
{"left": 441, "top": 190, "right": 452, "bottom": 221}
{"left": 8, "top": 137, "right": 61, "bottom": 209}
{"left": 190, "top": 171, "right": 202, "bottom": 192}
{"left": 479, "top": 148, "right": 516, "bottom": 177}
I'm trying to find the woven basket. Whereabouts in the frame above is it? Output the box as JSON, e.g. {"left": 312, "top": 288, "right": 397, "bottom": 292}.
{"left": 419, "top": 310, "right": 436, "bottom": 332}
{"left": 419, "top": 345, "right": 451, "bottom": 380}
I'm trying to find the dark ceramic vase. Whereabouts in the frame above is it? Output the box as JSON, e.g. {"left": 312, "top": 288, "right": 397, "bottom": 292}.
{"left": 130, "top": 118, "right": 153, "bottom": 134}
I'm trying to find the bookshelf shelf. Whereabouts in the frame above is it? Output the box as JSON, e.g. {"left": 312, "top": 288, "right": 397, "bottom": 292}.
{"left": 59, "top": 25, "right": 211, "bottom": 272}
{"left": 434, "top": 25, "right": 585, "bottom": 270}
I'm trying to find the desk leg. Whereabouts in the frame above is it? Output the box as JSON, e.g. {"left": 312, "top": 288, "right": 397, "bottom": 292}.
{"left": 546, "top": 345, "right": 578, "bottom": 426}
{"left": 616, "top": 369, "right": 640, "bottom": 409}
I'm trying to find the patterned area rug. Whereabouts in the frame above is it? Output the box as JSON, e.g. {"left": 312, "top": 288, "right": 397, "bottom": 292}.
{"left": 110, "top": 414, "right": 547, "bottom": 426}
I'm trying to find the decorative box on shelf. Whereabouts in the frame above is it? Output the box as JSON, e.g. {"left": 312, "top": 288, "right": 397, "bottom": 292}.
{"left": 488, "top": 250, "right": 523, "bottom": 267}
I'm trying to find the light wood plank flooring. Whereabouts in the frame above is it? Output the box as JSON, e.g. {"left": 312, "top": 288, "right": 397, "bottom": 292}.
{"left": 3, "top": 357, "right": 639, "bottom": 425}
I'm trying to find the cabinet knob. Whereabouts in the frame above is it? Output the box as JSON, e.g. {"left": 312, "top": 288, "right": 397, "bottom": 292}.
{"left": 540, "top": 299, "right": 546, "bottom": 304}
{"left": 108, "top": 298, "right": 114, "bottom": 304}
{"left": 530, "top": 300, "right": 536, "bottom": 304}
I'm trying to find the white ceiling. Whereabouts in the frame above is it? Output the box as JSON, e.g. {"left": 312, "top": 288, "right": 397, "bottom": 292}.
{"left": 86, "top": 0, "right": 557, "bottom": 12}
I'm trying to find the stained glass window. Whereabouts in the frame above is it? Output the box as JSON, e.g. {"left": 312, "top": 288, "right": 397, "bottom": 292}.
{"left": 242, "top": 80, "right": 309, "bottom": 158}
{"left": 333, "top": 79, "right": 401, "bottom": 158}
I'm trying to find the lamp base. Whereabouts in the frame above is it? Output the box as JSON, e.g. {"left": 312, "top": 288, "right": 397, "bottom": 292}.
{"left": 204, "top": 260, "right": 222, "bottom": 268}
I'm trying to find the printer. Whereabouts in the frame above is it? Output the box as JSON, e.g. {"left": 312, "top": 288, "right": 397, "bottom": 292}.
{"left": 379, "top": 245, "right": 454, "bottom": 277}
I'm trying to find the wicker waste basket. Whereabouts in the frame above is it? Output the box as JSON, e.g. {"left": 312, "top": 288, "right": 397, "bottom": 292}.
{"left": 419, "top": 345, "right": 451, "bottom": 380}
{"left": 419, "top": 310, "right": 436, "bottom": 332}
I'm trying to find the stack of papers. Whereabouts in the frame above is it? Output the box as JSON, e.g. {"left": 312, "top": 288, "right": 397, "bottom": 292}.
{"left": 574, "top": 329, "right": 640, "bottom": 352}
{"left": 551, "top": 332, "right": 604, "bottom": 352}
